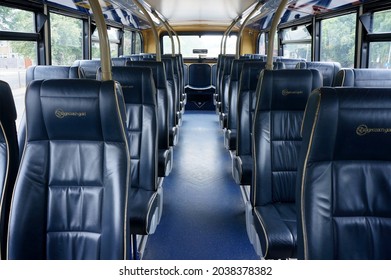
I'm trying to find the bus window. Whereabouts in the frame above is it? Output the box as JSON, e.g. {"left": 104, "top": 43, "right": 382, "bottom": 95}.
{"left": 123, "top": 29, "right": 132, "bottom": 55}
{"left": 258, "top": 32, "right": 266, "bottom": 55}
{"left": 320, "top": 13, "right": 356, "bottom": 67}
{"left": 134, "top": 32, "right": 143, "bottom": 54}
{"left": 162, "top": 34, "right": 237, "bottom": 58}
{"left": 368, "top": 10, "right": 391, "bottom": 69}
{"left": 0, "top": 6, "right": 37, "bottom": 124}
{"left": 50, "top": 13, "right": 83, "bottom": 65}
{"left": 281, "top": 25, "right": 311, "bottom": 60}
{"left": 92, "top": 27, "right": 120, "bottom": 59}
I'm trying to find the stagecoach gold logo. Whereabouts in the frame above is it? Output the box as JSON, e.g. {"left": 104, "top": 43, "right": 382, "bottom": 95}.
{"left": 55, "top": 108, "right": 87, "bottom": 119}
{"left": 282, "top": 89, "right": 303, "bottom": 96}
{"left": 356, "top": 124, "right": 391, "bottom": 136}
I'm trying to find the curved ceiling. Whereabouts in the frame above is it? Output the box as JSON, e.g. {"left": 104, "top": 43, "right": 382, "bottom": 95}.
{"left": 144, "top": 0, "right": 258, "bottom": 26}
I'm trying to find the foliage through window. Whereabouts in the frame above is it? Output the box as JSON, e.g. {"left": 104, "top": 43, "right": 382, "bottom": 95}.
{"left": 51, "top": 13, "right": 83, "bottom": 65}
{"left": 320, "top": 13, "right": 356, "bottom": 67}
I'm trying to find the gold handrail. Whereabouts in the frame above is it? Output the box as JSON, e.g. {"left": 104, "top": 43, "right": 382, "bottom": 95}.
{"left": 266, "top": 0, "right": 289, "bottom": 70}
{"left": 236, "top": 1, "right": 263, "bottom": 59}
{"left": 88, "top": 0, "right": 112, "bottom": 80}
{"left": 133, "top": 0, "right": 161, "bottom": 61}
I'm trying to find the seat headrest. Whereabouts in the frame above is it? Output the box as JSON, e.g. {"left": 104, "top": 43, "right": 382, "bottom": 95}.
{"left": 303, "top": 87, "right": 391, "bottom": 161}
{"left": 240, "top": 62, "right": 286, "bottom": 92}
{"left": 125, "top": 61, "right": 167, "bottom": 89}
{"left": 98, "top": 66, "right": 156, "bottom": 105}
{"left": 72, "top": 60, "right": 101, "bottom": 79}
{"left": 258, "top": 69, "right": 323, "bottom": 111}
{"left": 25, "top": 79, "right": 125, "bottom": 142}
{"left": 296, "top": 62, "right": 341, "bottom": 86}
{"left": 335, "top": 68, "right": 391, "bottom": 87}
{"left": 26, "top": 66, "right": 79, "bottom": 84}
{"left": 230, "top": 59, "right": 249, "bottom": 81}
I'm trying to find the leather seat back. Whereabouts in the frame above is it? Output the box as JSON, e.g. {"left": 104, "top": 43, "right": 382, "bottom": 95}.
{"left": 186, "top": 63, "right": 213, "bottom": 90}
{"left": 126, "top": 61, "right": 170, "bottom": 152}
{"left": 252, "top": 69, "right": 323, "bottom": 206}
{"left": 106, "top": 67, "right": 158, "bottom": 192}
{"left": 0, "top": 81, "right": 19, "bottom": 260}
{"left": 162, "top": 57, "right": 179, "bottom": 128}
{"left": 334, "top": 68, "right": 391, "bottom": 87}
{"left": 236, "top": 62, "right": 284, "bottom": 158}
{"left": 7, "top": 79, "right": 131, "bottom": 259}
{"left": 296, "top": 61, "right": 341, "bottom": 86}
{"left": 297, "top": 87, "right": 391, "bottom": 259}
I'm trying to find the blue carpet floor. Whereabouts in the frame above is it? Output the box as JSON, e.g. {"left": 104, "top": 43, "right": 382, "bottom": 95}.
{"left": 142, "top": 111, "right": 259, "bottom": 260}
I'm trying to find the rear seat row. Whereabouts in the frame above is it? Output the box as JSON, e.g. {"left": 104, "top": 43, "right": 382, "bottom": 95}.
{"left": 0, "top": 55, "right": 185, "bottom": 259}
{"left": 216, "top": 54, "right": 391, "bottom": 259}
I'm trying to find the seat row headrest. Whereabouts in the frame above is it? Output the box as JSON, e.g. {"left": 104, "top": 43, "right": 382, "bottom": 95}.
{"left": 25, "top": 79, "right": 126, "bottom": 142}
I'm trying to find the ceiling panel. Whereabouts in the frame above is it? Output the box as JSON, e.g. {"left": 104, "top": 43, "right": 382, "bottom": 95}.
{"left": 145, "top": 0, "right": 258, "bottom": 26}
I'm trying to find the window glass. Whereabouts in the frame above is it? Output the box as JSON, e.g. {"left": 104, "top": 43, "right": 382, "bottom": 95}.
{"left": 123, "top": 30, "right": 132, "bottom": 55}
{"left": 0, "top": 6, "right": 35, "bottom": 33}
{"left": 282, "top": 25, "right": 311, "bottom": 60}
{"left": 134, "top": 32, "right": 142, "bottom": 54}
{"left": 372, "top": 10, "right": 391, "bottom": 33}
{"left": 0, "top": 7, "right": 37, "bottom": 126}
{"left": 369, "top": 42, "right": 391, "bottom": 69}
{"left": 91, "top": 27, "right": 119, "bottom": 59}
{"left": 163, "top": 34, "right": 237, "bottom": 58}
{"left": 51, "top": 13, "right": 83, "bottom": 65}
{"left": 0, "top": 41, "right": 37, "bottom": 126}
{"left": 320, "top": 13, "right": 356, "bottom": 67}
{"left": 258, "top": 33, "right": 266, "bottom": 55}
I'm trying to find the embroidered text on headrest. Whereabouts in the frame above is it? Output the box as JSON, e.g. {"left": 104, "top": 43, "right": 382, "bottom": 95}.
{"left": 282, "top": 89, "right": 303, "bottom": 96}
{"left": 356, "top": 124, "right": 391, "bottom": 136}
{"left": 55, "top": 108, "right": 87, "bottom": 119}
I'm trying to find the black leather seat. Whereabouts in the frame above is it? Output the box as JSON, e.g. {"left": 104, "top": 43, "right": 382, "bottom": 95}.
{"left": 7, "top": 79, "right": 131, "bottom": 259}
{"left": 0, "top": 81, "right": 19, "bottom": 260}
{"left": 126, "top": 61, "right": 173, "bottom": 177}
{"left": 99, "top": 66, "right": 162, "bottom": 233}
{"left": 223, "top": 59, "right": 248, "bottom": 150}
{"left": 249, "top": 69, "right": 322, "bottom": 259}
{"left": 162, "top": 57, "right": 180, "bottom": 146}
{"left": 215, "top": 55, "right": 234, "bottom": 115}
{"left": 72, "top": 59, "right": 102, "bottom": 79}
{"left": 218, "top": 56, "right": 235, "bottom": 128}
{"left": 185, "top": 63, "right": 214, "bottom": 90}
{"left": 163, "top": 55, "right": 183, "bottom": 126}
{"left": 100, "top": 67, "right": 162, "bottom": 258}
{"left": 231, "top": 61, "right": 284, "bottom": 186}
{"left": 296, "top": 61, "right": 341, "bottom": 86}
{"left": 297, "top": 87, "right": 391, "bottom": 259}
{"left": 334, "top": 68, "right": 391, "bottom": 87}
{"left": 224, "top": 60, "right": 285, "bottom": 151}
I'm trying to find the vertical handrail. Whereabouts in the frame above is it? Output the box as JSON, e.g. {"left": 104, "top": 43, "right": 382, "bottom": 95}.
{"left": 151, "top": 10, "right": 175, "bottom": 57}
{"left": 165, "top": 20, "right": 181, "bottom": 54}
{"left": 88, "top": 0, "right": 112, "bottom": 80}
{"left": 266, "top": 0, "right": 289, "bottom": 70}
{"left": 223, "top": 16, "right": 242, "bottom": 55}
{"left": 220, "top": 19, "right": 237, "bottom": 54}
{"left": 133, "top": 0, "right": 161, "bottom": 61}
{"left": 236, "top": 2, "right": 263, "bottom": 59}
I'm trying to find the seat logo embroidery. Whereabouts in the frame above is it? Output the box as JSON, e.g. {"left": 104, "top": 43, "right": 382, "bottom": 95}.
{"left": 282, "top": 89, "right": 303, "bottom": 96}
{"left": 55, "top": 108, "right": 87, "bottom": 119}
{"left": 356, "top": 124, "right": 391, "bottom": 136}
